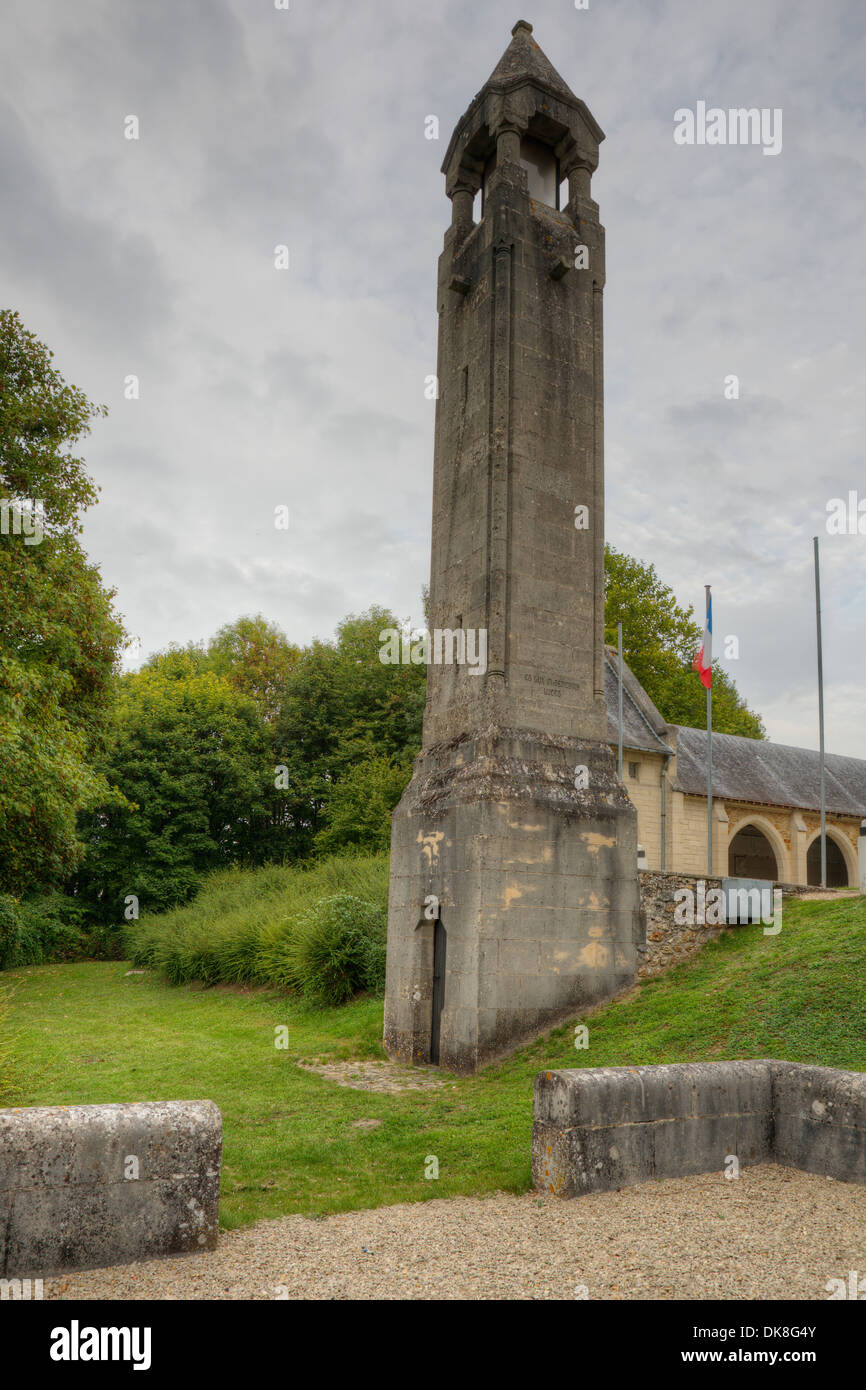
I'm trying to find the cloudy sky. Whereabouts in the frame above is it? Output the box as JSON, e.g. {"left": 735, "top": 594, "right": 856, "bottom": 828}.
{"left": 2, "top": 0, "right": 864, "bottom": 754}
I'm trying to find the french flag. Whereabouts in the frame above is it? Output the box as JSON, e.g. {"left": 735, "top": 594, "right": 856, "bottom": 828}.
{"left": 692, "top": 590, "right": 712, "bottom": 689}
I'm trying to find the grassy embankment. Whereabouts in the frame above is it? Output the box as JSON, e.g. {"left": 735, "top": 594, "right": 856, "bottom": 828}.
{"left": 3, "top": 869, "right": 863, "bottom": 1230}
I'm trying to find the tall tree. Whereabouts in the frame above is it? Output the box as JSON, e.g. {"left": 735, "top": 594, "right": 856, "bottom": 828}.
{"left": 206, "top": 614, "right": 299, "bottom": 721}
{"left": 0, "top": 311, "right": 126, "bottom": 894}
{"left": 314, "top": 752, "right": 415, "bottom": 857}
{"left": 272, "top": 607, "right": 425, "bottom": 857}
{"left": 72, "top": 665, "right": 278, "bottom": 923}
{"left": 604, "top": 545, "right": 765, "bottom": 738}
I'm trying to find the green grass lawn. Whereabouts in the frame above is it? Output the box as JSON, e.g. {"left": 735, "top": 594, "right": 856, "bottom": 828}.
{"left": 3, "top": 894, "right": 864, "bottom": 1229}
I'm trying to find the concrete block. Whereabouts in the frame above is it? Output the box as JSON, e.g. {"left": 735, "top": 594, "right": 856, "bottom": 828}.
{"left": 0, "top": 1100, "right": 221, "bottom": 1276}
{"left": 772, "top": 1062, "right": 866, "bottom": 1182}
{"left": 532, "top": 1060, "right": 866, "bottom": 1196}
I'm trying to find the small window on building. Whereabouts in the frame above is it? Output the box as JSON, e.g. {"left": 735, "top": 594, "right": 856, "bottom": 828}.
{"left": 628, "top": 761, "right": 639, "bottom": 780}
{"left": 472, "top": 187, "right": 482, "bottom": 223}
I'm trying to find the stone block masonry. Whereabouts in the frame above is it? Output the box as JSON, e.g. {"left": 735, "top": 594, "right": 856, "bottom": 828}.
{"left": 384, "top": 23, "right": 642, "bottom": 1073}
{"left": 637, "top": 869, "right": 828, "bottom": 977}
{"left": 532, "top": 1061, "right": 866, "bottom": 1195}
{"left": 0, "top": 1100, "right": 221, "bottom": 1277}
{"left": 638, "top": 870, "right": 724, "bottom": 977}
{"left": 385, "top": 727, "right": 642, "bottom": 1074}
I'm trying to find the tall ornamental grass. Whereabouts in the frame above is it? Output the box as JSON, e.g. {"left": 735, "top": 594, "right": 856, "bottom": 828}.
{"left": 125, "top": 853, "right": 389, "bottom": 1002}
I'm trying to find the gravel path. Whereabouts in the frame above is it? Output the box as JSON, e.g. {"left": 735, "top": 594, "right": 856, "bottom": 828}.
{"left": 44, "top": 1165, "right": 866, "bottom": 1300}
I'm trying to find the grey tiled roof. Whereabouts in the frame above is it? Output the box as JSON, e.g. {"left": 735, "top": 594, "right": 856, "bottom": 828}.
{"left": 603, "top": 648, "right": 674, "bottom": 757}
{"left": 602, "top": 648, "right": 866, "bottom": 816}
{"left": 673, "top": 724, "right": 866, "bottom": 818}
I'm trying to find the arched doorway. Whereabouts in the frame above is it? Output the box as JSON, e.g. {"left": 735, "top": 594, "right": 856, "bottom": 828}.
{"left": 728, "top": 823, "right": 778, "bottom": 880}
{"left": 807, "top": 835, "right": 850, "bottom": 887}
{"left": 430, "top": 911, "right": 447, "bottom": 1065}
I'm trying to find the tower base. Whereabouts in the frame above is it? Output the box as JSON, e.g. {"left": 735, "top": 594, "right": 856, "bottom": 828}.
{"left": 383, "top": 725, "right": 643, "bottom": 1074}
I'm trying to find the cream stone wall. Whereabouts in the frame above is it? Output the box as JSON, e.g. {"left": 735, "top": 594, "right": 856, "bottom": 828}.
{"left": 615, "top": 746, "right": 862, "bottom": 886}
{"left": 666, "top": 789, "right": 727, "bottom": 876}
{"left": 619, "top": 751, "right": 667, "bottom": 870}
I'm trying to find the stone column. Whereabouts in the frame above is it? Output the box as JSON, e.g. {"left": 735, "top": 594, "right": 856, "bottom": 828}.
{"left": 495, "top": 124, "right": 522, "bottom": 165}
{"left": 790, "top": 812, "right": 808, "bottom": 885}
{"left": 450, "top": 183, "right": 475, "bottom": 230}
{"left": 563, "top": 157, "right": 593, "bottom": 203}
{"left": 487, "top": 232, "right": 512, "bottom": 685}
{"left": 712, "top": 801, "right": 729, "bottom": 878}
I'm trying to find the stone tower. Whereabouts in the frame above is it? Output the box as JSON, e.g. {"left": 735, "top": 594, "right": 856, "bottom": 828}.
{"left": 383, "top": 21, "right": 642, "bottom": 1074}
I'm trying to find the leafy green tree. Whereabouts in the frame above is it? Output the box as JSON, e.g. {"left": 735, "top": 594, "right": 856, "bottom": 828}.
{"left": 272, "top": 607, "right": 425, "bottom": 857}
{"left": 314, "top": 751, "right": 414, "bottom": 856}
{"left": 72, "top": 666, "right": 279, "bottom": 923}
{"left": 0, "top": 309, "right": 103, "bottom": 534}
{"left": 206, "top": 614, "right": 299, "bottom": 721}
{"left": 140, "top": 643, "right": 211, "bottom": 682}
{"left": 604, "top": 545, "right": 765, "bottom": 738}
{"left": 0, "top": 311, "right": 126, "bottom": 895}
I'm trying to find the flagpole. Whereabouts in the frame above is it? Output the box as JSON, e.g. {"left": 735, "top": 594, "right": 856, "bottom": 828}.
{"left": 617, "top": 621, "right": 624, "bottom": 780}
{"left": 814, "top": 537, "right": 827, "bottom": 888}
{"left": 706, "top": 585, "right": 713, "bottom": 877}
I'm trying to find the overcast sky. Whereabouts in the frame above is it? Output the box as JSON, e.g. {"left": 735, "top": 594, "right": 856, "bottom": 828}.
{"left": 2, "top": 0, "right": 864, "bottom": 755}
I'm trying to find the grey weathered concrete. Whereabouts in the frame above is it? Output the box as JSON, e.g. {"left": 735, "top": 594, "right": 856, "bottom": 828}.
{"left": 384, "top": 23, "right": 642, "bottom": 1074}
{"left": 532, "top": 1061, "right": 866, "bottom": 1195}
{"left": 0, "top": 1100, "right": 221, "bottom": 1276}
{"left": 772, "top": 1061, "right": 866, "bottom": 1185}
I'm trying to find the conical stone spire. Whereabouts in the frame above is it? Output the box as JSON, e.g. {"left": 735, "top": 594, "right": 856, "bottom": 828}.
{"left": 441, "top": 21, "right": 603, "bottom": 199}
{"left": 483, "top": 19, "right": 577, "bottom": 103}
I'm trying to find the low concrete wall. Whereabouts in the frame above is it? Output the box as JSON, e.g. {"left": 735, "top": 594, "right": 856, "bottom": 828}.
{"left": 0, "top": 1100, "right": 221, "bottom": 1277}
{"left": 532, "top": 1061, "right": 866, "bottom": 1196}
{"left": 772, "top": 1062, "right": 866, "bottom": 1185}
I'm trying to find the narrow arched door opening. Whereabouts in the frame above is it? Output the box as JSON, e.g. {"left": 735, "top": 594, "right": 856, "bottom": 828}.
{"left": 430, "top": 912, "right": 447, "bottom": 1065}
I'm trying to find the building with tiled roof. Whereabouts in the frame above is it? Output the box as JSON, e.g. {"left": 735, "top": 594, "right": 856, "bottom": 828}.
{"left": 603, "top": 647, "right": 865, "bottom": 886}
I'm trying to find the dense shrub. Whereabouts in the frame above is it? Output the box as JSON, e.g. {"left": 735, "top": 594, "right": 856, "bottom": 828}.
{"left": 313, "top": 753, "right": 413, "bottom": 856}
{"left": 287, "top": 893, "right": 386, "bottom": 1005}
{"left": 0, "top": 896, "right": 19, "bottom": 970}
{"left": 79, "top": 921, "right": 129, "bottom": 960}
{"left": 0, "top": 892, "right": 86, "bottom": 968}
{"left": 124, "top": 853, "right": 389, "bottom": 1003}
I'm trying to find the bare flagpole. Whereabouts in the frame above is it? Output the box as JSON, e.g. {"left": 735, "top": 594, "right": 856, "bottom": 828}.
{"left": 617, "top": 621, "right": 624, "bottom": 780}
{"left": 814, "top": 537, "right": 827, "bottom": 888}
{"left": 706, "top": 584, "right": 713, "bottom": 877}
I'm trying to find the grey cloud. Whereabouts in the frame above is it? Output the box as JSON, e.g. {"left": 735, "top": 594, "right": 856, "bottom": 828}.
{"left": 2, "top": 0, "right": 864, "bottom": 750}
{"left": 0, "top": 103, "right": 176, "bottom": 354}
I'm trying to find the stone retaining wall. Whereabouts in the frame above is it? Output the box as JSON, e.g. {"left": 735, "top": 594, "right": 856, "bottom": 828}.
{"left": 532, "top": 1060, "right": 866, "bottom": 1196}
{"left": 637, "top": 871, "right": 827, "bottom": 978}
{"left": 0, "top": 1099, "right": 221, "bottom": 1277}
{"left": 638, "top": 871, "right": 724, "bottom": 977}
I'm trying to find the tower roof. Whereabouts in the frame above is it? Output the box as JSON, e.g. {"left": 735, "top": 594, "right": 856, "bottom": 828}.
{"left": 441, "top": 20, "right": 603, "bottom": 187}
{"left": 483, "top": 19, "right": 578, "bottom": 104}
